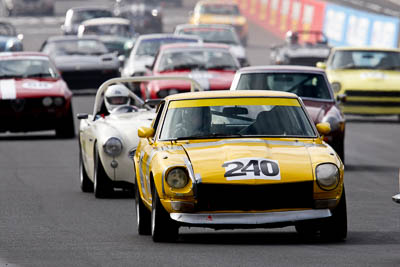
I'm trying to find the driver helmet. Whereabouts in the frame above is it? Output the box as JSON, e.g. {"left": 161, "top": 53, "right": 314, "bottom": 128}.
{"left": 285, "top": 31, "right": 298, "bottom": 45}
{"left": 104, "top": 84, "right": 131, "bottom": 112}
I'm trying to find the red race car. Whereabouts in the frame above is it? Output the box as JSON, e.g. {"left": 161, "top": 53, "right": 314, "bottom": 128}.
{"left": 0, "top": 52, "right": 75, "bottom": 138}
{"left": 141, "top": 43, "right": 240, "bottom": 99}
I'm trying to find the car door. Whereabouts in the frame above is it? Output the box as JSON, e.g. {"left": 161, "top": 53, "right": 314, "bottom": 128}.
{"left": 137, "top": 101, "right": 166, "bottom": 204}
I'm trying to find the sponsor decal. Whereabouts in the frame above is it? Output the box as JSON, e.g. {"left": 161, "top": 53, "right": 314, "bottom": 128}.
{"left": 22, "top": 82, "right": 53, "bottom": 90}
{"left": 0, "top": 79, "right": 16, "bottom": 99}
{"left": 222, "top": 157, "right": 281, "bottom": 181}
{"left": 360, "top": 72, "right": 385, "bottom": 80}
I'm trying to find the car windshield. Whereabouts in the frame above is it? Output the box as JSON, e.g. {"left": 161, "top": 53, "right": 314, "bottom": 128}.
{"left": 236, "top": 73, "right": 332, "bottom": 100}
{"left": 179, "top": 28, "right": 239, "bottom": 45}
{"left": 330, "top": 50, "right": 400, "bottom": 70}
{"left": 157, "top": 49, "right": 238, "bottom": 72}
{"left": 159, "top": 98, "right": 315, "bottom": 140}
{"left": 199, "top": 4, "right": 240, "bottom": 15}
{"left": 82, "top": 24, "right": 132, "bottom": 38}
{"left": 71, "top": 9, "right": 113, "bottom": 24}
{"left": 135, "top": 38, "right": 198, "bottom": 57}
{"left": 43, "top": 39, "right": 109, "bottom": 56}
{"left": 0, "top": 58, "right": 59, "bottom": 79}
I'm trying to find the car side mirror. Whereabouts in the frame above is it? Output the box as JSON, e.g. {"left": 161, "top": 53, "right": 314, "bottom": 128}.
{"left": 336, "top": 94, "right": 347, "bottom": 103}
{"left": 316, "top": 62, "right": 326, "bottom": 69}
{"left": 77, "top": 113, "right": 88, "bottom": 120}
{"left": 138, "top": 126, "right": 155, "bottom": 138}
{"left": 316, "top": 122, "right": 331, "bottom": 136}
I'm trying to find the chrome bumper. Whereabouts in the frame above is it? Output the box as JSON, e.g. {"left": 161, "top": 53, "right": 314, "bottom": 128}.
{"left": 170, "top": 209, "right": 331, "bottom": 225}
{"left": 392, "top": 193, "right": 400, "bottom": 204}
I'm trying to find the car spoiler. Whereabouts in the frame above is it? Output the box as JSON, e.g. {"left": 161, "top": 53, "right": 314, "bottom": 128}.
{"left": 93, "top": 76, "right": 203, "bottom": 116}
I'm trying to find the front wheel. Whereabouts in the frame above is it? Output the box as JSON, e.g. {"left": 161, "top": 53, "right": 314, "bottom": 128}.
{"left": 93, "top": 146, "right": 113, "bottom": 198}
{"left": 320, "top": 188, "right": 347, "bottom": 241}
{"left": 79, "top": 146, "right": 93, "bottom": 193}
{"left": 136, "top": 180, "right": 151, "bottom": 235}
{"left": 151, "top": 185, "right": 178, "bottom": 242}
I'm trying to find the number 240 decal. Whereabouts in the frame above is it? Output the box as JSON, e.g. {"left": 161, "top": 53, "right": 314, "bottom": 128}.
{"left": 222, "top": 158, "right": 281, "bottom": 181}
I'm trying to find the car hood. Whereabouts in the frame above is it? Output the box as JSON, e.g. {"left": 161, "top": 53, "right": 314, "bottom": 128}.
{"left": 0, "top": 78, "right": 67, "bottom": 99}
{"left": 180, "top": 139, "right": 315, "bottom": 185}
{"left": 152, "top": 70, "right": 235, "bottom": 90}
{"left": 327, "top": 69, "right": 400, "bottom": 90}
{"left": 53, "top": 54, "right": 118, "bottom": 71}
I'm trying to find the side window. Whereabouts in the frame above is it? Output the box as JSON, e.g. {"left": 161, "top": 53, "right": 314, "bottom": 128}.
{"left": 151, "top": 101, "right": 165, "bottom": 131}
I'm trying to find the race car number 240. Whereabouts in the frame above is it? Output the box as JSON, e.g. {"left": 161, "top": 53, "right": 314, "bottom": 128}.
{"left": 222, "top": 158, "right": 281, "bottom": 181}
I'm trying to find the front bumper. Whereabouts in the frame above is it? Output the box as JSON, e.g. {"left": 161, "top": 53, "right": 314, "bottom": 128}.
{"left": 170, "top": 209, "right": 331, "bottom": 226}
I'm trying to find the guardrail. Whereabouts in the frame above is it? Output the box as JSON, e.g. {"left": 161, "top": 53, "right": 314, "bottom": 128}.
{"left": 236, "top": 0, "right": 400, "bottom": 48}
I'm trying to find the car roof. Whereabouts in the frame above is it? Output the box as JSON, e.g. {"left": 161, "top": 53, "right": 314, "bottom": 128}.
{"left": 332, "top": 47, "right": 400, "bottom": 52}
{"left": 159, "top": 42, "right": 230, "bottom": 51}
{"left": 81, "top": 17, "right": 130, "bottom": 26}
{"left": 238, "top": 65, "right": 325, "bottom": 74}
{"left": 137, "top": 33, "right": 200, "bottom": 41}
{"left": 197, "top": 0, "right": 238, "bottom": 6}
{"left": 68, "top": 6, "right": 111, "bottom": 12}
{"left": 165, "top": 90, "right": 298, "bottom": 101}
{"left": 0, "top": 51, "right": 50, "bottom": 59}
{"left": 45, "top": 35, "right": 102, "bottom": 42}
{"left": 176, "top": 24, "right": 234, "bottom": 31}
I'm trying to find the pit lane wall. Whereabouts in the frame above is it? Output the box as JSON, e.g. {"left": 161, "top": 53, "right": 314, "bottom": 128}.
{"left": 235, "top": 0, "right": 400, "bottom": 48}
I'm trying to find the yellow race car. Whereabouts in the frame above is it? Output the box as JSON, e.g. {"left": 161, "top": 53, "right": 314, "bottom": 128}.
{"left": 317, "top": 47, "right": 400, "bottom": 119}
{"left": 189, "top": 0, "right": 248, "bottom": 46}
{"left": 134, "top": 90, "right": 346, "bottom": 242}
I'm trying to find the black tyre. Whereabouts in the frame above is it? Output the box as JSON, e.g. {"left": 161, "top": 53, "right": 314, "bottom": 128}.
{"left": 56, "top": 105, "right": 75, "bottom": 139}
{"left": 79, "top": 145, "right": 93, "bottom": 193}
{"left": 151, "top": 184, "right": 178, "bottom": 242}
{"left": 93, "top": 146, "right": 113, "bottom": 198}
{"left": 320, "top": 188, "right": 347, "bottom": 241}
{"left": 333, "top": 139, "right": 345, "bottom": 165}
{"left": 136, "top": 180, "right": 151, "bottom": 235}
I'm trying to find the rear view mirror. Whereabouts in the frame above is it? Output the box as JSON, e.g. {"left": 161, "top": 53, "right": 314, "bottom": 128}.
{"left": 223, "top": 107, "right": 248, "bottom": 115}
{"left": 138, "top": 126, "right": 155, "bottom": 138}
{"left": 316, "top": 62, "right": 326, "bottom": 69}
{"left": 316, "top": 122, "right": 331, "bottom": 135}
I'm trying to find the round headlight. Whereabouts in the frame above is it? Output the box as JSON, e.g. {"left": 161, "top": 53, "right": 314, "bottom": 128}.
{"left": 103, "top": 137, "right": 123, "bottom": 157}
{"left": 331, "top": 82, "right": 341, "bottom": 94}
{"left": 166, "top": 168, "right": 189, "bottom": 189}
{"left": 42, "top": 97, "right": 53, "bottom": 107}
{"left": 54, "top": 97, "right": 64, "bottom": 107}
{"left": 316, "top": 163, "right": 340, "bottom": 190}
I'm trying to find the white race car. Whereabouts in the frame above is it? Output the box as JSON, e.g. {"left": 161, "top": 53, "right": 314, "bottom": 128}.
{"left": 77, "top": 76, "right": 202, "bottom": 198}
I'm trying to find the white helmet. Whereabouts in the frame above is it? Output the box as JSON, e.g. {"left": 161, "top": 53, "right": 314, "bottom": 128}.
{"left": 104, "top": 84, "right": 131, "bottom": 112}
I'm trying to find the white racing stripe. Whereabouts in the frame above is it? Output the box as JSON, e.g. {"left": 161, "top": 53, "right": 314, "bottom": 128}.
{"left": 0, "top": 79, "right": 16, "bottom": 100}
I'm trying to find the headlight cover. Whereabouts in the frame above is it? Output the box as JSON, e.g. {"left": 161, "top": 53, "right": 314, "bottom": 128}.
{"left": 103, "top": 137, "right": 123, "bottom": 157}
{"left": 331, "top": 82, "right": 341, "bottom": 93}
{"left": 316, "top": 163, "right": 340, "bottom": 190}
{"left": 166, "top": 168, "right": 189, "bottom": 189}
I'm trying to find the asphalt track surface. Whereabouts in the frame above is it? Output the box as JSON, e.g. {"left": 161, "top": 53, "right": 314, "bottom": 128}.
{"left": 0, "top": 0, "right": 400, "bottom": 266}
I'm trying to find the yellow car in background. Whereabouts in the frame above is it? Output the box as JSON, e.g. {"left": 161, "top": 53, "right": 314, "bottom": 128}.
{"left": 134, "top": 90, "right": 346, "bottom": 242}
{"left": 189, "top": 0, "right": 248, "bottom": 46}
{"left": 317, "top": 47, "right": 400, "bottom": 119}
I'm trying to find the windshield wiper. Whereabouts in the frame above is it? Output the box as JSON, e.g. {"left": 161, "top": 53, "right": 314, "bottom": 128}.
{"left": 207, "top": 65, "right": 236, "bottom": 70}
{"left": 0, "top": 75, "right": 23, "bottom": 79}
{"left": 169, "top": 133, "right": 242, "bottom": 141}
{"left": 25, "top": 73, "right": 52, "bottom": 78}
{"left": 172, "top": 64, "right": 206, "bottom": 70}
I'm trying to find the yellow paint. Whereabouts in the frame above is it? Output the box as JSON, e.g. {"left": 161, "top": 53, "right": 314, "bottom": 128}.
{"left": 168, "top": 98, "right": 300, "bottom": 109}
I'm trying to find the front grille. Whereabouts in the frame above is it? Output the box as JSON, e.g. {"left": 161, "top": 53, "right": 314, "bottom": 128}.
{"left": 346, "top": 90, "right": 400, "bottom": 97}
{"left": 196, "top": 182, "right": 314, "bottom": 211}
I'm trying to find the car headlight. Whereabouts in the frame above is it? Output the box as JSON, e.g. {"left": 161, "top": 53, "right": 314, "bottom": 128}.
{"left": 42, "top": 97, "right": 53, "bottom": 107}
{"left": 166, "top": 168, "right": 189, "bottom": 189}
{"left": 316, "top": 163, "right": 340, "bottom": 190}
{"left": 54, "top": 97, "right": 64, "bottom": 107}
{"left": 331, "top": 82, "right": 341, "bottom": 94}
{"left": 322, "top": 116, "right": 339, "bottom": 132}
{"left": 103, "top": 137, "right": 123, "bottom": 157}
